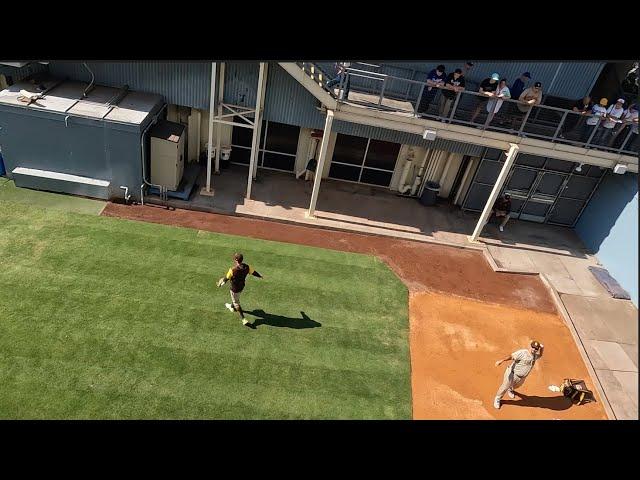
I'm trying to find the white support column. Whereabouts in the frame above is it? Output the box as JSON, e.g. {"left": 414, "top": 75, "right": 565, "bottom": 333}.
{"left": 306, "top": 110, "right": 334, "bottom": 218}
{"left": 246, "top": 62, "right": 268, "bottom": 199}
{"left": 215, "top": 62, "right": 225, "bottom": 174}
{"left": 468, "top": 143, "right": 519, "bottom": 242}
{"left": 252, "top": 63, "right": 269, "bottom": 180}
{"left": 202, "top": 62, "right": 216, "bottom": 196}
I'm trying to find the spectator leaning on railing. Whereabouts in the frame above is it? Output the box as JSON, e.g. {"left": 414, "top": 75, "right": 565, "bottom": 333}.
{"left": 610, "top": 102, "right": 638, "bottom": 149}
{"left": 510, "top": 81, "right": 542, "bottom": 129}
{"left": 470, "top": 73, "right": 500, "bottom": 124}
{"left": 592, "top": 98, "right": 625, "bottom": 146}
{"left": 326, "top": 62, "right": 352, "bottom": 100}
{"left": 582, "top": 98, "right": 608, "bottom": 142}
{"left": 509, "top": 72, "right": 531, "bottom": 104}
{"left": 417, "top": 64, "right": 446, "bottom": 115}
{"left": 439, "top": 68, "right": 466, "bottom": 119}
{"left": 485, "top": 78, "right": 511, "bottom": 126}
{"left": 560, "top": 95, "right": 593, "bottom": 138}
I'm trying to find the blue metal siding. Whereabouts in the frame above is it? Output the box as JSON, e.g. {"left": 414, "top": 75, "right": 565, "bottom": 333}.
{"left": 263, "top": 63, "right": 326, "bottom": 130}
{"left": 223, "top": 62, "right": 259, "bottom": 108}
{"left": 48, "top": 62, "right": 211, "bottom": 109}
{"left": 575, "top": 172, "right": 638, "bottom": 306}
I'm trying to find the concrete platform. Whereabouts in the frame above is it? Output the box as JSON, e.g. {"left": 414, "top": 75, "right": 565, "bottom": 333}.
{"left": 561, "top": 294, "right": 638, "bottom": 420}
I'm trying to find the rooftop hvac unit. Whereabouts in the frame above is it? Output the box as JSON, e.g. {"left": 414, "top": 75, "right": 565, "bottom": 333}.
{"left": 150, "top": 120, "right": 186, "bottom": 191}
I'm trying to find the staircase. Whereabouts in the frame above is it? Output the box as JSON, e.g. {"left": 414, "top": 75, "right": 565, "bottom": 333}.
{"left": 278, "top": 62, "right": 338, "bottom": 109}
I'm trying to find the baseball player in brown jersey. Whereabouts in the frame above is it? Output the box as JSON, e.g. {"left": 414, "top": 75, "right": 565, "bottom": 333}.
{"left": 217, "top": 253, "right": 263, "bottom": 328}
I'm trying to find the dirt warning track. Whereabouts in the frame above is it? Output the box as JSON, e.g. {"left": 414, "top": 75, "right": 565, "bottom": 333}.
{"left": 103, "top": 203, "right": 606, "bottom": 419}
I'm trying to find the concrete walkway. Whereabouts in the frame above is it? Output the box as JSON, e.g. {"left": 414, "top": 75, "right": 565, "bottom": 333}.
{"left": 147, "top": 166, "right": 637, "bottom": 419}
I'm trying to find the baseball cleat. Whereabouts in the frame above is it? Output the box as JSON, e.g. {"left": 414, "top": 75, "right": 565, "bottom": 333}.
{"left": 493, "top": 398, "right": 501, "bottom": 409}
{"left": 507, "top": 389, "right": 515, "bottom": 399}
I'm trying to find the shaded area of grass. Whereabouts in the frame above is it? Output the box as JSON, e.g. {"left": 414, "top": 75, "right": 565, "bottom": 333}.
{"left": 0, "top": 200, "right": 410, "bottom": 419}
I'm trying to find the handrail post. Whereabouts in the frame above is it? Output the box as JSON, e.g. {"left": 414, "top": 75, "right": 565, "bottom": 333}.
{"left": 552, "top": 111, "right": 568, "bottom": 141}
{"left": 618, "top": 127, "right": 634, "bottom": 153}
{"left": 517, "top": 106, "right": 533, "bottom": 137}
{"left": 378, "top": 77, "right": 387, "bottom": 105}
{"left": 585, "top": 118, "right": 601, "bottom": 147}
{"left": 415, "top": 84, "right": 425, "bottom": 117}
{"left": 448, "top": 91, "right": 461, "bottom": 123}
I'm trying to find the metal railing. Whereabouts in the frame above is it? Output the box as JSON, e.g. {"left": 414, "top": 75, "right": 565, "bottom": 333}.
{"left": 299, "top": 63, "right": 639, "bottom": 156}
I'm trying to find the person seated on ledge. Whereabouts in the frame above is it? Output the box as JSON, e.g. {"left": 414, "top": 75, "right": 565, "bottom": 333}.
{"left": 487, "top": 194, "right": 512, "bottom": 232}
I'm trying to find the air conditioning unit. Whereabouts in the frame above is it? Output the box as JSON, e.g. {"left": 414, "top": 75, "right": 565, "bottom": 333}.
{"left": 423, "top": 129, "right": 437, "bottom": 141}
{"left": 613, "top": 163, "right": 627, "bottom": 175}
{"left": 150, "top": 120, "right": 186, "bottom": 191}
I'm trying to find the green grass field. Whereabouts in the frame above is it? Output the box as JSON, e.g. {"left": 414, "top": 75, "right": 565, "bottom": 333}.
{"left": 0, "top": 199, "right": 411, "bottom": 419}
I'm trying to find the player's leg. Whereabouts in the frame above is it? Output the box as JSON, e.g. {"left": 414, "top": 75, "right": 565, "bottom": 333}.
{"left": 232, "top": 291, "right": 254, "bottom": 328}
{"left": 499, "top": 213, "right": 510, "bottom": 232}
{"left": 494, "top": 368, "right": 514, "bottom": 409}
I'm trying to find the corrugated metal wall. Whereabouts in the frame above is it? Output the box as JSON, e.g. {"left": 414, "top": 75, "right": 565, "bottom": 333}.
{"left": 0, "top": 62, "right": 49, "bottom": 81}
{"left": 48, "top": 62, "right": 212, "bottom": 109}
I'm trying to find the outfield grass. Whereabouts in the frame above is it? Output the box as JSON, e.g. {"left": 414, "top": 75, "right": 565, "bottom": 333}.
{"left": 0, "top": 200, "right": 411, "bottom": 419}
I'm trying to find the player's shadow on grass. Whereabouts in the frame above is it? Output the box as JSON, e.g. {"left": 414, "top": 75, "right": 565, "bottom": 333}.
{"left": 245, "top": 310, "right": 321, "bottom": 329}
{"left": 501, "top": 392, "right": 576, "bottom": 411}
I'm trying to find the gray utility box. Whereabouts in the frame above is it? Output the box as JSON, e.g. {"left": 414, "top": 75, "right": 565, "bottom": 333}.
{"left": 0, "top": 76, "right": 164, "bottom": 201}
{"left": 149, "top": 120, "right": 185, "bottom": 191}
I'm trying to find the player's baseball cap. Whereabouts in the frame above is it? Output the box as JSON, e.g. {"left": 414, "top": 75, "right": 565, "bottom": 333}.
{"left": 491, "top": 73, "right": 500, "bottom": 81}
{"left": 531, "top": 340, "right": 541, "bottom": 350}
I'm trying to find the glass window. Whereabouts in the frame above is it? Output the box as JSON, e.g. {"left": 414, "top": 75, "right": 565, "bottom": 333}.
{"left": 232, "top": 125, "right": 253, "bottom": 148}
{"left": 516, "top": 153, "right": 546, "bottom": 168}
{"left": 262, "top": 152, "right": 295, "bottom": 171}
{"left": 333, "top": 134, "right": 367, "bottom": 166}
{"left": 329, "top": 163, "right": 361, "bottom": 182}
{"left": 364, "top": 139, "right": 400, "bottom": 171}
{"left": 360, "top": 168, "right": 393, "bottom": 187}
{"left": 230, "top": 146, "right": 250, "bottom": 164}
{"left": 545, "top": 158, "right": 575, "bottom": 173}
{"left": 264, "top": 121, "right": 299, "bottom": 155}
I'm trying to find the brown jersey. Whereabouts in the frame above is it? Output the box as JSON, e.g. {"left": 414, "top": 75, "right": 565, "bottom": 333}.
{"left": 225, "top": 263, "right": 257, "bottom": 293}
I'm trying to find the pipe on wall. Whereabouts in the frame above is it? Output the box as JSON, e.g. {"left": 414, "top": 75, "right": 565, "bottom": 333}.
{"left": 140, "top": 103, "right": 168, "bottom": 205}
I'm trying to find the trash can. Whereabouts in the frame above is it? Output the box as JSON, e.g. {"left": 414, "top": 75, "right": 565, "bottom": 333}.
{"left": 419, "top": 181, "right": 440, "bottom": 206}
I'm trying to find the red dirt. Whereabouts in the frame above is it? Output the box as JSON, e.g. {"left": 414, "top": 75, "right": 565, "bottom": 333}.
{"left": 410, "top": 292, "right": 606, "bottom": 419}
{"left": 102, "top": 203, "right": 556, "bottom": 313}
{"left": 102, "top": 203, "right": 606, "bottom": 419}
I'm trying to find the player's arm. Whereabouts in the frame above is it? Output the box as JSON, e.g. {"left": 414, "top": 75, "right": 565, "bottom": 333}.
{"left": 217, "top": 268, "right": 233, "bottom": 287}
{"left": 249, "top": 265, "right": 263, "bottom": 279}
{"left": 495, "top": 354, "right": 514, "bottom": 367}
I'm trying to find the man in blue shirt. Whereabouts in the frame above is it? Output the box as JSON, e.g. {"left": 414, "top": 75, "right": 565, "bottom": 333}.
{"left": 510, "top": 72, "right": 531, "bottom": 103}
{"left": 417, "top": 64, "right": 446, "bottom": 116}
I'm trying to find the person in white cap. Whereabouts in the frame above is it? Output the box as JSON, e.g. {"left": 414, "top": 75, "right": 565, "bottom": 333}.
{"left": 593, "top": 98, "right": 625, "bottom": 146}
{"left": 582, "top": 97, "right": 609, "bottom": 142}
{"left": 493, "top": 340, "right": 544, "bottom": 409}
{"left": 610, "top": 103, "right": 638, "bottom": 149}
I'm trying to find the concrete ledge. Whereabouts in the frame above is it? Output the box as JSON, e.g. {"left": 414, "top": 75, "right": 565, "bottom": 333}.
{"left": 538, "top": 273, "right": 616, "bottom": 420}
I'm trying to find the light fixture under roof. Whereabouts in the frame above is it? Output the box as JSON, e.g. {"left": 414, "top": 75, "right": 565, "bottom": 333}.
{"left": 575, "top": 163, "right": 584, "bottom": 172}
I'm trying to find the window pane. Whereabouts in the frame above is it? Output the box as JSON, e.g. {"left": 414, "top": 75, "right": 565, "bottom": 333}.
{"left": 262, "top": 152, "right": 295, "bottom": 171}
{"left": 545, "top": 158, "right": 575, "bottom": 173}
{"left": 516, "top": 153, "right": 546, "bottom": 168}
{"left": 360, "top": 168, "right": 393, "bottom": 187}
{"left": 329, "top": 163, "right": 361, "bottom": 181}
{"left": 333, "top": 134, "right": 367, "bottom": 166}
{"left": 230, "top": 146, "right": 250, "bottom": 164}
{"left": 232, "top": 125, "right": 253, "bottom": 148}
{"left": 364, "top": 139, "right": 400, "bottom": 170}
{"left": 265, "top": 121, "right": 299, "bottom": 155}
